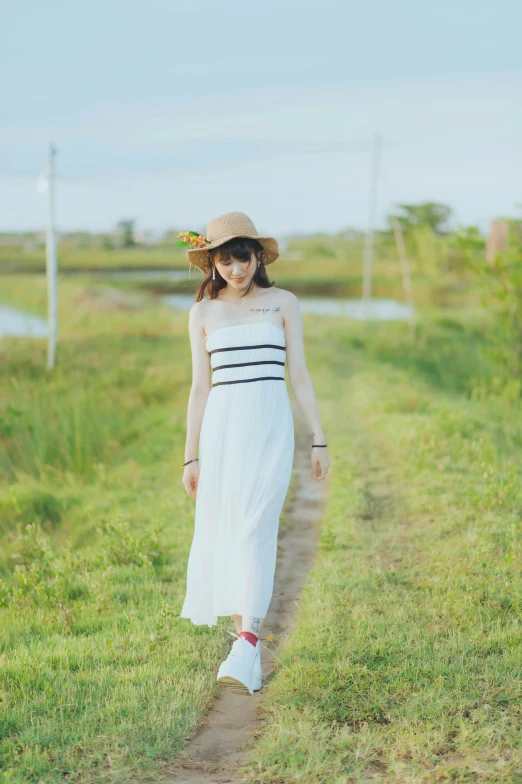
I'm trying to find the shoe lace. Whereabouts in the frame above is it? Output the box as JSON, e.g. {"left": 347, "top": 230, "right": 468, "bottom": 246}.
{"left": 226, "top": 631, "right": 252, "bottom": 662}
{"left": 226, "top": 630, "right": 287, "bottom": 669}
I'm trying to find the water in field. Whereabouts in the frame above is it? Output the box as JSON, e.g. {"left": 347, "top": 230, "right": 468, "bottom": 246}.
{"left": 0, "top": 294, "right": 413, "bottom": 339}
{"left": 0, "top": 306, "right": 48, "bottom": 337}
{"left": 164, "top": 294, "right": 414, "bottom": 321}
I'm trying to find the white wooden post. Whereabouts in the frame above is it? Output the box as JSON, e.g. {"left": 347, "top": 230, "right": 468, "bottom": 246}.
{"left": 45, "top": 143, "right": 58, "bottom": 369}
{"left": 362, "top": 132, "right": 381, "bottom": 310}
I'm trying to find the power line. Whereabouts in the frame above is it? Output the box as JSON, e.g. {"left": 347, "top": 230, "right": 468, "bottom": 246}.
{"left": 0, "top": 136, "right": 403, "bottom": 181}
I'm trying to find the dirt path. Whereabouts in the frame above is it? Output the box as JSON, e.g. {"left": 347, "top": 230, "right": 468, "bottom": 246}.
{"left": 164, "top": 401, "right": 328, "bottom": 784}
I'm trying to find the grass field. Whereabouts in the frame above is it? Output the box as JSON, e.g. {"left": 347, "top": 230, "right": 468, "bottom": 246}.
{"left": 0, "top": 275, "right": 298, "bottom": 783}
{"left": 0, "top": 230, "right": 480, "bottom": 307}
{"left": 0, "top": 245, "right": 186, "bottom": 273}
{"left": 1, "top": 274, "right": 521, "bottom": 782}
{"left": 238, "top": 317, "right": 522, "bottom": 783}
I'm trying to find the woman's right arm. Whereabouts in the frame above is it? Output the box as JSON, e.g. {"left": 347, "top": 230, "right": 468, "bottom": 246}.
{"left": 182, "top": 302, "right": 211, "bottom": 498}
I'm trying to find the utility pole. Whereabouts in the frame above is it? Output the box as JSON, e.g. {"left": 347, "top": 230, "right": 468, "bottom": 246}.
{"left": 46, "top": 143, "right": 58, "bottom": 369}
{"left": 362, "top": 132, "right": 381, "bottom": 308}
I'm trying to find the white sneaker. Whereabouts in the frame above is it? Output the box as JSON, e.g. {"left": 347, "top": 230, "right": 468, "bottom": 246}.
{"left": 217, "top": 631, "right": 260, "bottom": 695}
{"left": 226, "top": 631, "right": 263, "bottom": 691}
{"left": 235, "top": 633, "right": 262, "bottom": 690}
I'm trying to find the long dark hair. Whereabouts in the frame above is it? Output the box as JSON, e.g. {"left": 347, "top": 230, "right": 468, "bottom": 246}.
{"left": 194, "top": 237, "right": 275, "bottom": 302}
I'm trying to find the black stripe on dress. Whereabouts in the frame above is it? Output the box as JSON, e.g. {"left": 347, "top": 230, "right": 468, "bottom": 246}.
{"left": 208, "top": 343, "right": 286, "bottom": 356}
{"left": 212, "top": 376, "right": 285, "bottom": 387}
{"left": 213, "top": 359, "right": 286, "bottom": 371}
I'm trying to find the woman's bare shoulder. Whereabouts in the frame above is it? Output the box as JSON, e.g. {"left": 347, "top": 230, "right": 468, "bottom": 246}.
{"left": 189, "top": 297, "right": 214, "bottom": 314}
{"left": 276, "top": 290, "right": 300, "bottom": 332}
{"left": 188, "top": 298, "right": 212, "bottom": 331}
{"left": 277, "top": 288, "right": 299, "bottom": 309}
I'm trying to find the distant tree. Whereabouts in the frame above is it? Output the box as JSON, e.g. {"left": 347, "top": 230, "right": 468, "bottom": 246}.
{"left": 116, "top": 220, "right": 136, "bottom": 248}
{"left": 445, "top": 224, "right": 485, "bottom": 274}
{"left": 388, "top": 202, "right": 454, "bottom": 235}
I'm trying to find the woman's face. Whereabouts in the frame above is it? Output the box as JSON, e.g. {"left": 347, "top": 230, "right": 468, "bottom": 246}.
{"left": 214, "top": 250, "right": 257, "bottom": 290}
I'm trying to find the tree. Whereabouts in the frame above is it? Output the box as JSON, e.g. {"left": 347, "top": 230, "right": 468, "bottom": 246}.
{"left": 116, "top": 220, "right": 136, "bottom": 248}
{"left": 388, "top": 202, "right": 453, "bottom": 235}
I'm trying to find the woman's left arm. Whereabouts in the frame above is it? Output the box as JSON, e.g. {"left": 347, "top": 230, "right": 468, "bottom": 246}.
{"left": 282, "top": 291, "right": 330, "bottom": 481}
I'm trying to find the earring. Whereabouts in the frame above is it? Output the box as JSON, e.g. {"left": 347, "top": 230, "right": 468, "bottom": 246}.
{"left": 212, "top": 265, "right": 215, "bottom": 280}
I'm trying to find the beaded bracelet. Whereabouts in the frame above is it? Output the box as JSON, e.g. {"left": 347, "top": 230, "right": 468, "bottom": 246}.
{"left": 183, "top": 458, "right": 199, "bottom": 466}
{"left": 311, "top": 443, "right": 327, "bottom": 448}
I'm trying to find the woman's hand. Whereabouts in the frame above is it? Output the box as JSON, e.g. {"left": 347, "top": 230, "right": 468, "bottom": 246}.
{"left": 311, "top": 447, "right": 330, "bottom": 481}
{"left": 182, "top": 461, "right": 200, "bottom": 499}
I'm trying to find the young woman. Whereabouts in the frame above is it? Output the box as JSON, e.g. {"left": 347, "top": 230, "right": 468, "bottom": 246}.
{"left": 180, "top": 211, "right": 330, "bottom": 695}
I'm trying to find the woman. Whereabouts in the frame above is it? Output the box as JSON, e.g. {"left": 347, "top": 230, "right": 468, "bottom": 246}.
{"left": 180, "top": 211, "right": 330, "bottom": 695}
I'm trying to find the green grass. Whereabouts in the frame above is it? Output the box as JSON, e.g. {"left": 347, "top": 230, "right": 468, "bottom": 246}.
{"left": 0, "top": 275, "right": 303, "bottom": 783}
{"left": 237, "top": 319, "right": 522, "bottom": 783}
{"left": 0, "top": 245, "right": 188, "bottom": 272}
{"left": 1, "top": 273, "right": 521, "bottom": 782}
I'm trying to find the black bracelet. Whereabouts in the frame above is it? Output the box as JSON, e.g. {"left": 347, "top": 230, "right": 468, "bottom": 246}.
{"left": 183, "top": 458, "right": 199, "bottom": 466}
{"left": 311, "top": 444, "right": 327, "bottom": 448}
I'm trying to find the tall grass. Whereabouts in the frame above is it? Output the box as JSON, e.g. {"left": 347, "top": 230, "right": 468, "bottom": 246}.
{"left": 1, "top": 375, "right": 124, "bottom": 481}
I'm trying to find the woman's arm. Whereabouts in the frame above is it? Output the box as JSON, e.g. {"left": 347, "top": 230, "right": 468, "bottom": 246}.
{"left": 182, "top": 302, "right": 211, "bottom": 496}
{"left": 283, "top": 292, "right": 330, "bottom": 480}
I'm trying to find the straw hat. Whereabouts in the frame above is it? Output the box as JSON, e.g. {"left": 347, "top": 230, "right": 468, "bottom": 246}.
{"left": 185, "top": 211, "right": 279, "bottom": 273}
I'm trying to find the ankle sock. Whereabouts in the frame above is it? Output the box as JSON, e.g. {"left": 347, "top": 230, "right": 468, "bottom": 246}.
{"left": 238, "top": 631, "right": 258, "bottom": 647}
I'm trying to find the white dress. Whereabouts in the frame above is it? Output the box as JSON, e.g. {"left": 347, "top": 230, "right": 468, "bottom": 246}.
{"left": 180, "top": 288, "right": 295, "bottom": 627}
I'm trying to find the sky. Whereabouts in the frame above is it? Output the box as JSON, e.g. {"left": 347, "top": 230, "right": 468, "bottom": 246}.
{"left": 1, "top": 0, "right": 521, "bottom": 236}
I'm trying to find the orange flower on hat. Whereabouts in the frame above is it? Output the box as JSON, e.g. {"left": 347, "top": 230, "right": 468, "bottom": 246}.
{"left": 177, "top": 230, "right": 209, "bottom": 249}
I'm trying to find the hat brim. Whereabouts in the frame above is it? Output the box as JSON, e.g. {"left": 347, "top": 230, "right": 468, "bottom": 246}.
{"left": 186, "top": 233, "right": 279, "bottom": 272}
